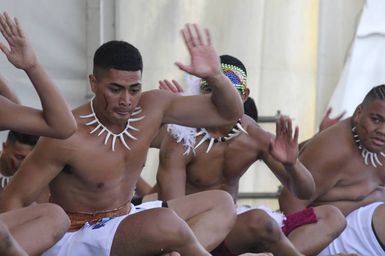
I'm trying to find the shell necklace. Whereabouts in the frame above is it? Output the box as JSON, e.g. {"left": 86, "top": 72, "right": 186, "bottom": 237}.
{"left": 194, "top": 120, "right": 248, "bottom": 153}
{"left": 352, "top": 126, "right": 385, "bottom": 167}
{"left": 80, "top": 98, "right": 145, "bottom": 151}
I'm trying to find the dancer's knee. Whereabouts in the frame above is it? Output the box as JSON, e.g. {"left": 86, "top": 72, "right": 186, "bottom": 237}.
{"left": 152, "top": 208, "right": 195, "bottom": 247}
{"left": 244, "top": 210, "right": 282, "bottom": 244}
{"left": 39, "top": 203, "right": 70, "bottom": 242}
{"left": 315, "top": 205, "right": 346, "bottom": 236}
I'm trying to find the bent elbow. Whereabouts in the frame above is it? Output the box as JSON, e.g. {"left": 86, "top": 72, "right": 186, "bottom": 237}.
{"left": 295, "top": 184, "right": 316, "bottom": 200}
{"left": 52, "top": 119, "right": 77, "bottom": 139}
{"left": 223, "top": 100, "right": 244, "bottom": 123}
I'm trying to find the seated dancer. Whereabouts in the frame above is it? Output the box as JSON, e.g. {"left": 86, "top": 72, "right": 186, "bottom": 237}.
{"left": 280, "top": 84, "right": 385, "bottom": 256}
{"left": 1, "top": 23, "right": 242, "bottom": 255}
{"left": 0, "top": 131, "right": 38, "bottom": 193}
{"left": 0, "top": 78, "right": 39, "bottom": 195}
{"left": 0, "top": 12, "right": 77, "bottom": 255}
{"left": 155, "top": 55, "right": 348, "bottom": 256}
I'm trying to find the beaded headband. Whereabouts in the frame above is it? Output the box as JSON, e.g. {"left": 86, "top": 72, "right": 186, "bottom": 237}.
{"left": 200, "top": 63, "right": 248, "bottom": 95}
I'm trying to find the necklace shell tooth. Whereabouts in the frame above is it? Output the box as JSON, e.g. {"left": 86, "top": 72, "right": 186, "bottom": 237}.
{"left": 194, "top": 120, "right": 247, "bottom": 153}
{"left": 352, "top": 126, "right": 384, "bottom": 167}
{"left": 80, "top": 98, "right": 145, "bottom": 151}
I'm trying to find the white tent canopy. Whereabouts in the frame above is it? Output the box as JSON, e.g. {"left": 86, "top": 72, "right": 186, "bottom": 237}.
{"left": 328, "top": 0, "right": 385, "bottom": 116}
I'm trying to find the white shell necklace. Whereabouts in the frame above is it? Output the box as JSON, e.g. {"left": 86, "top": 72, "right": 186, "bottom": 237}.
{"left": 194, "top": 120, "right": 248, "bottom": 153}
{"left": 80, "top": 98, "right": 145, "bottom": 151}
{"left": 352, "top": 126, "right": 385, "bottom": 167}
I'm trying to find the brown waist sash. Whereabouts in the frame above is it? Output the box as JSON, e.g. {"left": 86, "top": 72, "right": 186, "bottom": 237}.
{"left": 66, "top": 203, "right": 131, "bottom": 232}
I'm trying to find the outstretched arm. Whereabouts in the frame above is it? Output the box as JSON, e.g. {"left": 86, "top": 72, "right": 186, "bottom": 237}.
{"left": 0, "top": 74, "right": 20, "bottom": 104}
{"left": 0, "top": 12, "right": 76, "bottom": 138}
{"left": 263, "top": 116, "right": 315, "bottom": 200}
{"left": 162, "top": 24, "right": 243, "bottom": 128}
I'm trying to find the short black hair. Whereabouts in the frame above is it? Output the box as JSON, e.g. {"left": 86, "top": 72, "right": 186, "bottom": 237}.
{"left": 244, "top": 97, "right": 258, "bottom": 122}
{"left": 6, "top": 130, "right": 39, "bottom": 146}
{"left": 220, "top": 55, "right": 247, "bottom": 76}
{"left": 93, "top": 40, "right": 143, "bottom": 78}
{"left": 362, "top": 84, "right": 385, "bottom": 106}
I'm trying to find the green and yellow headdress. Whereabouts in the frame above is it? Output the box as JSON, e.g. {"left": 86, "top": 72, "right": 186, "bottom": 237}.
{"left": 201, "top": 55, "right": 248, "bottom": 95}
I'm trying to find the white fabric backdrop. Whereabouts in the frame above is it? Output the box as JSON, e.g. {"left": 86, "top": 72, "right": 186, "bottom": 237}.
{"left": 116, "top": 0, "right": 320, "bottom": 203}
{"left": 0, "top": 0, "right": 368, "bottom": 203}
{"left": 328, "top": 0, "right": 385, "bottom": 116}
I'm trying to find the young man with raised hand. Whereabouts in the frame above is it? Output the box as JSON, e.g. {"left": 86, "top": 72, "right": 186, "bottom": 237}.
{"left": 0, "top": 12, "right": 77, "bottom": 256}
{"left": 280, "top": 85, "right": 385, "bottom": 256}
{"left": 1, "top": 23, "right": 243, "bottom": 255}
{"left": 156, "top": 55, "right": 350, "bottom": 256}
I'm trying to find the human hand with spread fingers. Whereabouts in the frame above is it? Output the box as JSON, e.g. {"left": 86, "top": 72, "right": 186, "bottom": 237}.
{"left": 175, "top": 23, "right": 220, "bottom": 80}
{"left": 270, "top": 116, "right": 299, "bottom": 166}
{"left": 0, "top": 12, "right": 37, "bottom": 71}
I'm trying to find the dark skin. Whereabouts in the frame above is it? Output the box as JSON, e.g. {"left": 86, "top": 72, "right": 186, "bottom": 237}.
{"left": 157, "top": 112, "right": 350, "bottom": 255}
{"left": 280, "top": 99, "right": 385, "bottom": 251}
{"left": 151, "top": 78, "right": 357, "bottom": 256}
{"left": 0, "top": 12, "right": 76, "bottom": 256}
{"left": 1, "top": 24, "right": 242, "bottom": 255}
{"left": 153, "top": 79, "right": 333, "bottom": 255}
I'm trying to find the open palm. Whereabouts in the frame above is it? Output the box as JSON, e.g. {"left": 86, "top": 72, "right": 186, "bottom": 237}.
{"left": 175, "top": 24, "right": 220, "bottom": 79}
{"left": 0, "top": 12, "right": 37, "bottom": 70}
{"left": 270, "top": 116, "right": 299, "bottom": 166}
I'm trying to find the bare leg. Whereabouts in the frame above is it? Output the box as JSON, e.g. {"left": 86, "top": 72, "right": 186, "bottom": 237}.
{"left": 0, "top": 203, "right": 70, "bottom": 256}
{"left": 224, "top": 209, "right": 303, "bottom": 256}
{"left": 111, "top": 207, "right": 210, "bottom": 256}
{"left": 288, "top": 205, "right": 346, "bottom": 255}
{"left": 0, "top": 220, "right": 27, "bottom": 256}
{"left": 168, "top": 190, "right": 236, "bottom": 252}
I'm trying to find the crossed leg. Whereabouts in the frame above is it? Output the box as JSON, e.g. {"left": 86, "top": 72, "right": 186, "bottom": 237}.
{"left": 0, "top": 203, "right": 70, "bottom": 256}
{"left": 168, "top": 190, "right": 236, "bottom": 252}
{"left": 224, "top": 209, "right": 303, "bottom": 256}
{"left": 111, "top": 190, "right": 236, "bottom": 255}
{"left": 111, "top": 207, "right": 210, "bottom": 256}
{"left": 215, "top": 205, "right": 347, "bottom": 256}
{"left": 288, "top": 205, "right": 346, "bottom": 255}
{"left": 0, "top": 220, "right": 27, "bottom": 256}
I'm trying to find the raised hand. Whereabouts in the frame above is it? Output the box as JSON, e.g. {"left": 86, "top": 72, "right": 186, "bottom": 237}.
{"left": 319, "top": 107, "right": 345, "bottom": 131}
{"left": 270, "top": 116, "right": 299, "bottom": 166}
{"left": 159, "top": 79, "right": 184, "bottom": 94}
{"left": 175, "top": 23, "right": 220, "bottom": 80}
{"left": 0, "top": 12, "right": 37, "bottom": 71}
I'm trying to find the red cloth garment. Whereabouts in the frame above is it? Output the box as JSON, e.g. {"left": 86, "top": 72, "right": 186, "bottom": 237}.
{"left": 282, "top": 207, "right": 318, "bottom": 235}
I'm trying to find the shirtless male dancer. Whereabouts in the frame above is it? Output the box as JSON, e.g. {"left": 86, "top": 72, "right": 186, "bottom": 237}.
{"left": 280, "top": 84, "right": 385, "bottom": 255}
{"left": 0, "top": 130, "right": 39, "bottom": 194}
{"left": 0, "top": 23, "right": 242, "bottom": 255}
{"left": 0, "top": 76, "right": 40, "bottom": 195}
{"left": 155, "top": 55, "right": 347, "bottom": 256}
{"left": 0, "top": 12, "right": 77, "bottom": 255}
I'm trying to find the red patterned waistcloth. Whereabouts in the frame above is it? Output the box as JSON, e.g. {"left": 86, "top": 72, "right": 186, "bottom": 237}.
{"left": 282, "top": 207, "right": 318, "bottom": 235}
